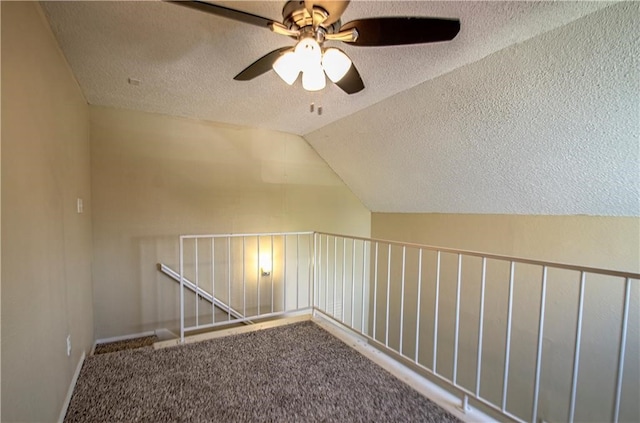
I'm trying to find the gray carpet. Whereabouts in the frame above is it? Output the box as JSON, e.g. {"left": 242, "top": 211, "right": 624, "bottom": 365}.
{"left": 65, "top": 321, "right": 461, "bottom": 422}
{"left": 94, "top": 335, "right": 159, "bottom": 355}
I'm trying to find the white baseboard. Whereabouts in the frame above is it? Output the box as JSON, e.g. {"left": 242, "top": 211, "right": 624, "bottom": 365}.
{"left": 58, "top": 350, "right": 86, "bottom": 423}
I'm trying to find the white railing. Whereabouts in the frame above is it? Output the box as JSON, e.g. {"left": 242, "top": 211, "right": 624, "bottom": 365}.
{"left": 179, "top": 232, "right": 315, "bottom": 338}
{"left": 179, "top": 231, "right": 639, "bottom": 423}
{"left": 159, "top": 263, "right": 247, "bottom": 321}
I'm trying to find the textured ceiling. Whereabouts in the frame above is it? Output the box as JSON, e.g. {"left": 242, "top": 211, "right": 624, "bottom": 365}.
{"left": 306, "top": 2, "right": 640, "bottom": 215}
{"left": 40, "top": 1, "right": 638, "bottom": 216}
{"left": 41, "top": 1, "right": 611, "bottom": 136}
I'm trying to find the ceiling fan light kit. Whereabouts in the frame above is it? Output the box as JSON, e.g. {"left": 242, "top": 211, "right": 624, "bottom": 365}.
{"left": 169, "top": 0, "right": 461, "bottom": 94}
{"left": 302, "top": 64, "right": 326, "bottom": 91}
{"left": 272, "top": 51, "right": 300, "bottom": 85}
{"left": 321, "top": 48, "right": 351, "bottom": 83}
{"left": 272, "top": 39, "right": 352, "bottom": 90}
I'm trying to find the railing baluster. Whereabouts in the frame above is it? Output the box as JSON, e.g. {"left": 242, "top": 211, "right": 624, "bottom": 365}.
{"left": 334, "top": 236, "right": 338, "bottom": 317}
{"left": 433, "top": 251, "right": 441, "bottom": 372}
{"left": 211, "top": 238, "right": 216, "bottom": 325}
{"left": 532, "top": 266, "right": 547, "bottom": 423}
{"left": 569, "top": 272, "right": 586, "bottom": 423}
{"left": 269, "top": 235, "right": 276, "bottom": 313}
{"left": 227, "top": 237, "right": 231, "bottom": 322}
{"left": 317, "top": 234, "right": 321, "bottom": 310}
{"left": 179, "top": 237, "right": 184, "bottom": 342}
{"left": 414, "top": 249, "right": 423, "bottom": 364}
{"left": 399, "top": 246, "right": 406, "bottom": 356}
{"left": 242, "top": 237, "right": 246, "bottom": 318}
{"left": 361, "top": 240, "right": 367, "bottom": 334}
{"left": 613, "top": 277, "right": 631, "bottom": 423}
{"left": 502, "top": 261, "right": 515, "bottom": 412}
{"left": 342, "top": 237, "right": 346, "bottom": 322}
{"left": 326, "top": 235, "right": 329, "bottom": 313}
{"left": 195, "top": 239, "right": 199, "bottom": 327}
{"left": 257, "top": 237, "right": 261, "bottom": 316}
{"left": 284, "top": 235, "right": 287, "bottom": 313}
{"left": 373, "top": 242, "right": 379, "bottom": 341}
{"left": 385, "top": 243, "right": 391, "bottom": 348}
{"left": 307, "top": 232, "right": 320, "bottom": 310}
{"left": 352, "top": 238, "right": 356, "bottom": 326}
{"left": 475, "top": 257, "right": 487, "bottom": 397}
{"left": 296, "top": 234, "right": 300, "bottom": 310}
{"left": 453, "top": 254, "right": 462, "bottom": 385}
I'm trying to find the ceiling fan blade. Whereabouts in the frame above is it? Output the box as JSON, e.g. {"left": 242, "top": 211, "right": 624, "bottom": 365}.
{"left": 334, "top": 63, "right": 364, "bottom": 94}
{"left": 304, "top": 0, "right": 350, "bottom": 26}
{"left": 340, "top": 17, "right": 460, "bottom": 46}
{"left": 234, "top": 47, "right": 292, "bottom": 81}
{"left": 167, "top": 1, "right": 276, "bottom": 29}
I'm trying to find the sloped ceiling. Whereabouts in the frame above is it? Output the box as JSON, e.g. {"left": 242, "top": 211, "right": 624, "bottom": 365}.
{"left": 306, "top": 2, "right": 639, "bottom": 215}
{"left": 39, "top": 1, "right": 638, "bottom": 216}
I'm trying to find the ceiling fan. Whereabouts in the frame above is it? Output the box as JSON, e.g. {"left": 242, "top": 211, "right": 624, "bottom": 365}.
{"left": 168, "top": 0, "right": 460, "bottom": 94}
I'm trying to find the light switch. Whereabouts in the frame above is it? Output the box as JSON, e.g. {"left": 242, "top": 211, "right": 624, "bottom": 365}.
{"left": 77, "top": 198, "right": 84, "bottom": 214}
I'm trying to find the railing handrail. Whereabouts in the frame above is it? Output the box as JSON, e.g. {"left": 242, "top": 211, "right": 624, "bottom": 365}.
{"left": 159, "top": 263, "right": 248, "bottom": 322}
{"left": 180, "top": 231, "right": 314, "bottom": 240}
{"left": 177, "top": 229, "right": 638, "bottom": 280}
{"left": 315, "top": 231, "right": 640, "bottom": 280}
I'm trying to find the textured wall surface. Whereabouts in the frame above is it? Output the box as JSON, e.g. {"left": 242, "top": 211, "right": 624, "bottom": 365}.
{"left": 306, "top": 3, "right": 639, "bottom": 216}
{"left": 90, "top": 106, "right": 370, "bottom": 338}
{"left": 1, "top": 2, "right": 94, "bottom": 421}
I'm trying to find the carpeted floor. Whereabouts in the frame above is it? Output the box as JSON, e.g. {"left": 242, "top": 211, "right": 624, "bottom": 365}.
{"left": 93, "top": 335, "right": 159, "bottom": 355}
{"left": 65, "top": 321, "right": 461, "bottom": 422}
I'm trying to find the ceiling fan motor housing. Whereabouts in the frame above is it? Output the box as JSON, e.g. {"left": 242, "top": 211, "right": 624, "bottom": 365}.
{"left": 168, "top": 0, "right": 461, "bottom": 95}
{"left": 282, "top": 0, "right": 341, "bottom": 36}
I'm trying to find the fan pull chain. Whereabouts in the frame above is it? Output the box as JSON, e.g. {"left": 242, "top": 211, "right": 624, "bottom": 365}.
{"left": 310, "top": 101, "right": 323, "bottom": 116}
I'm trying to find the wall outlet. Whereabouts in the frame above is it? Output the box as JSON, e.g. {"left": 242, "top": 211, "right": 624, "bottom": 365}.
{"left": 76, "top": 198, "right": 84, "bottom": 214}
{"left": 66, "top": 335, "right": 72, "bottom": 357}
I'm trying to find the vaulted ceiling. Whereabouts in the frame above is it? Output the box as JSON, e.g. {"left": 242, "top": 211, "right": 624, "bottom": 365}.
{"left": 41, "top": 1, "right": 639, "bottom": 216}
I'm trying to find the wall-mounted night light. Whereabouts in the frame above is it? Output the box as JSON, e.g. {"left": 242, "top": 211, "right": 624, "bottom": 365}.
{"left": 259, "top": 253, "right": 272, "bottom": 276}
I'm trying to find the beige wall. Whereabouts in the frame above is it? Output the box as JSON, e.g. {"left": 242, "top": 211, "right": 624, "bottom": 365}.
{"left": 371, "top": 214, "right": 639, "bottom": 272}
{"left": 2, "top": 3, "right": 634, "bottom": 422}
{"left": 1, "top": 2, "right": 94, "bottom": 422}
{"left": 90, "top": 106, "right": 370, "bottom": 338}
{"left": 371, "top": 213, "right": 639, "bottom": 422}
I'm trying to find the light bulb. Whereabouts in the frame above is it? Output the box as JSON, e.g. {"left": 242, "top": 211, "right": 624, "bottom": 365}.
{"left": 322, "top": 48, "right": 352, "bottom": 83}
{"left": 259, "top": 253, "right": 272, "bottom": 276}
{"left": 272, "top": 51, "right": 300, "bottom": 85}
{"left": 302, "top": 66, "right": 326, "bottom": 91}
{"left": 294, "top": 37, "right": 322, "bottom": 71}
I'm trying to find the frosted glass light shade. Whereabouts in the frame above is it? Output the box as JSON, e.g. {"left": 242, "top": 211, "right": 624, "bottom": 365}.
{"left": 273, "top": 51, "right": 300, "bottom": 85}
{"left": 302, "top": 66, "right": 326, "bottom": 91}
{"left": 294, "top": 37, "right": 322, "bottom": 71}
{"left": 322, "top": 48, "right": 351, "bottom": 83}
